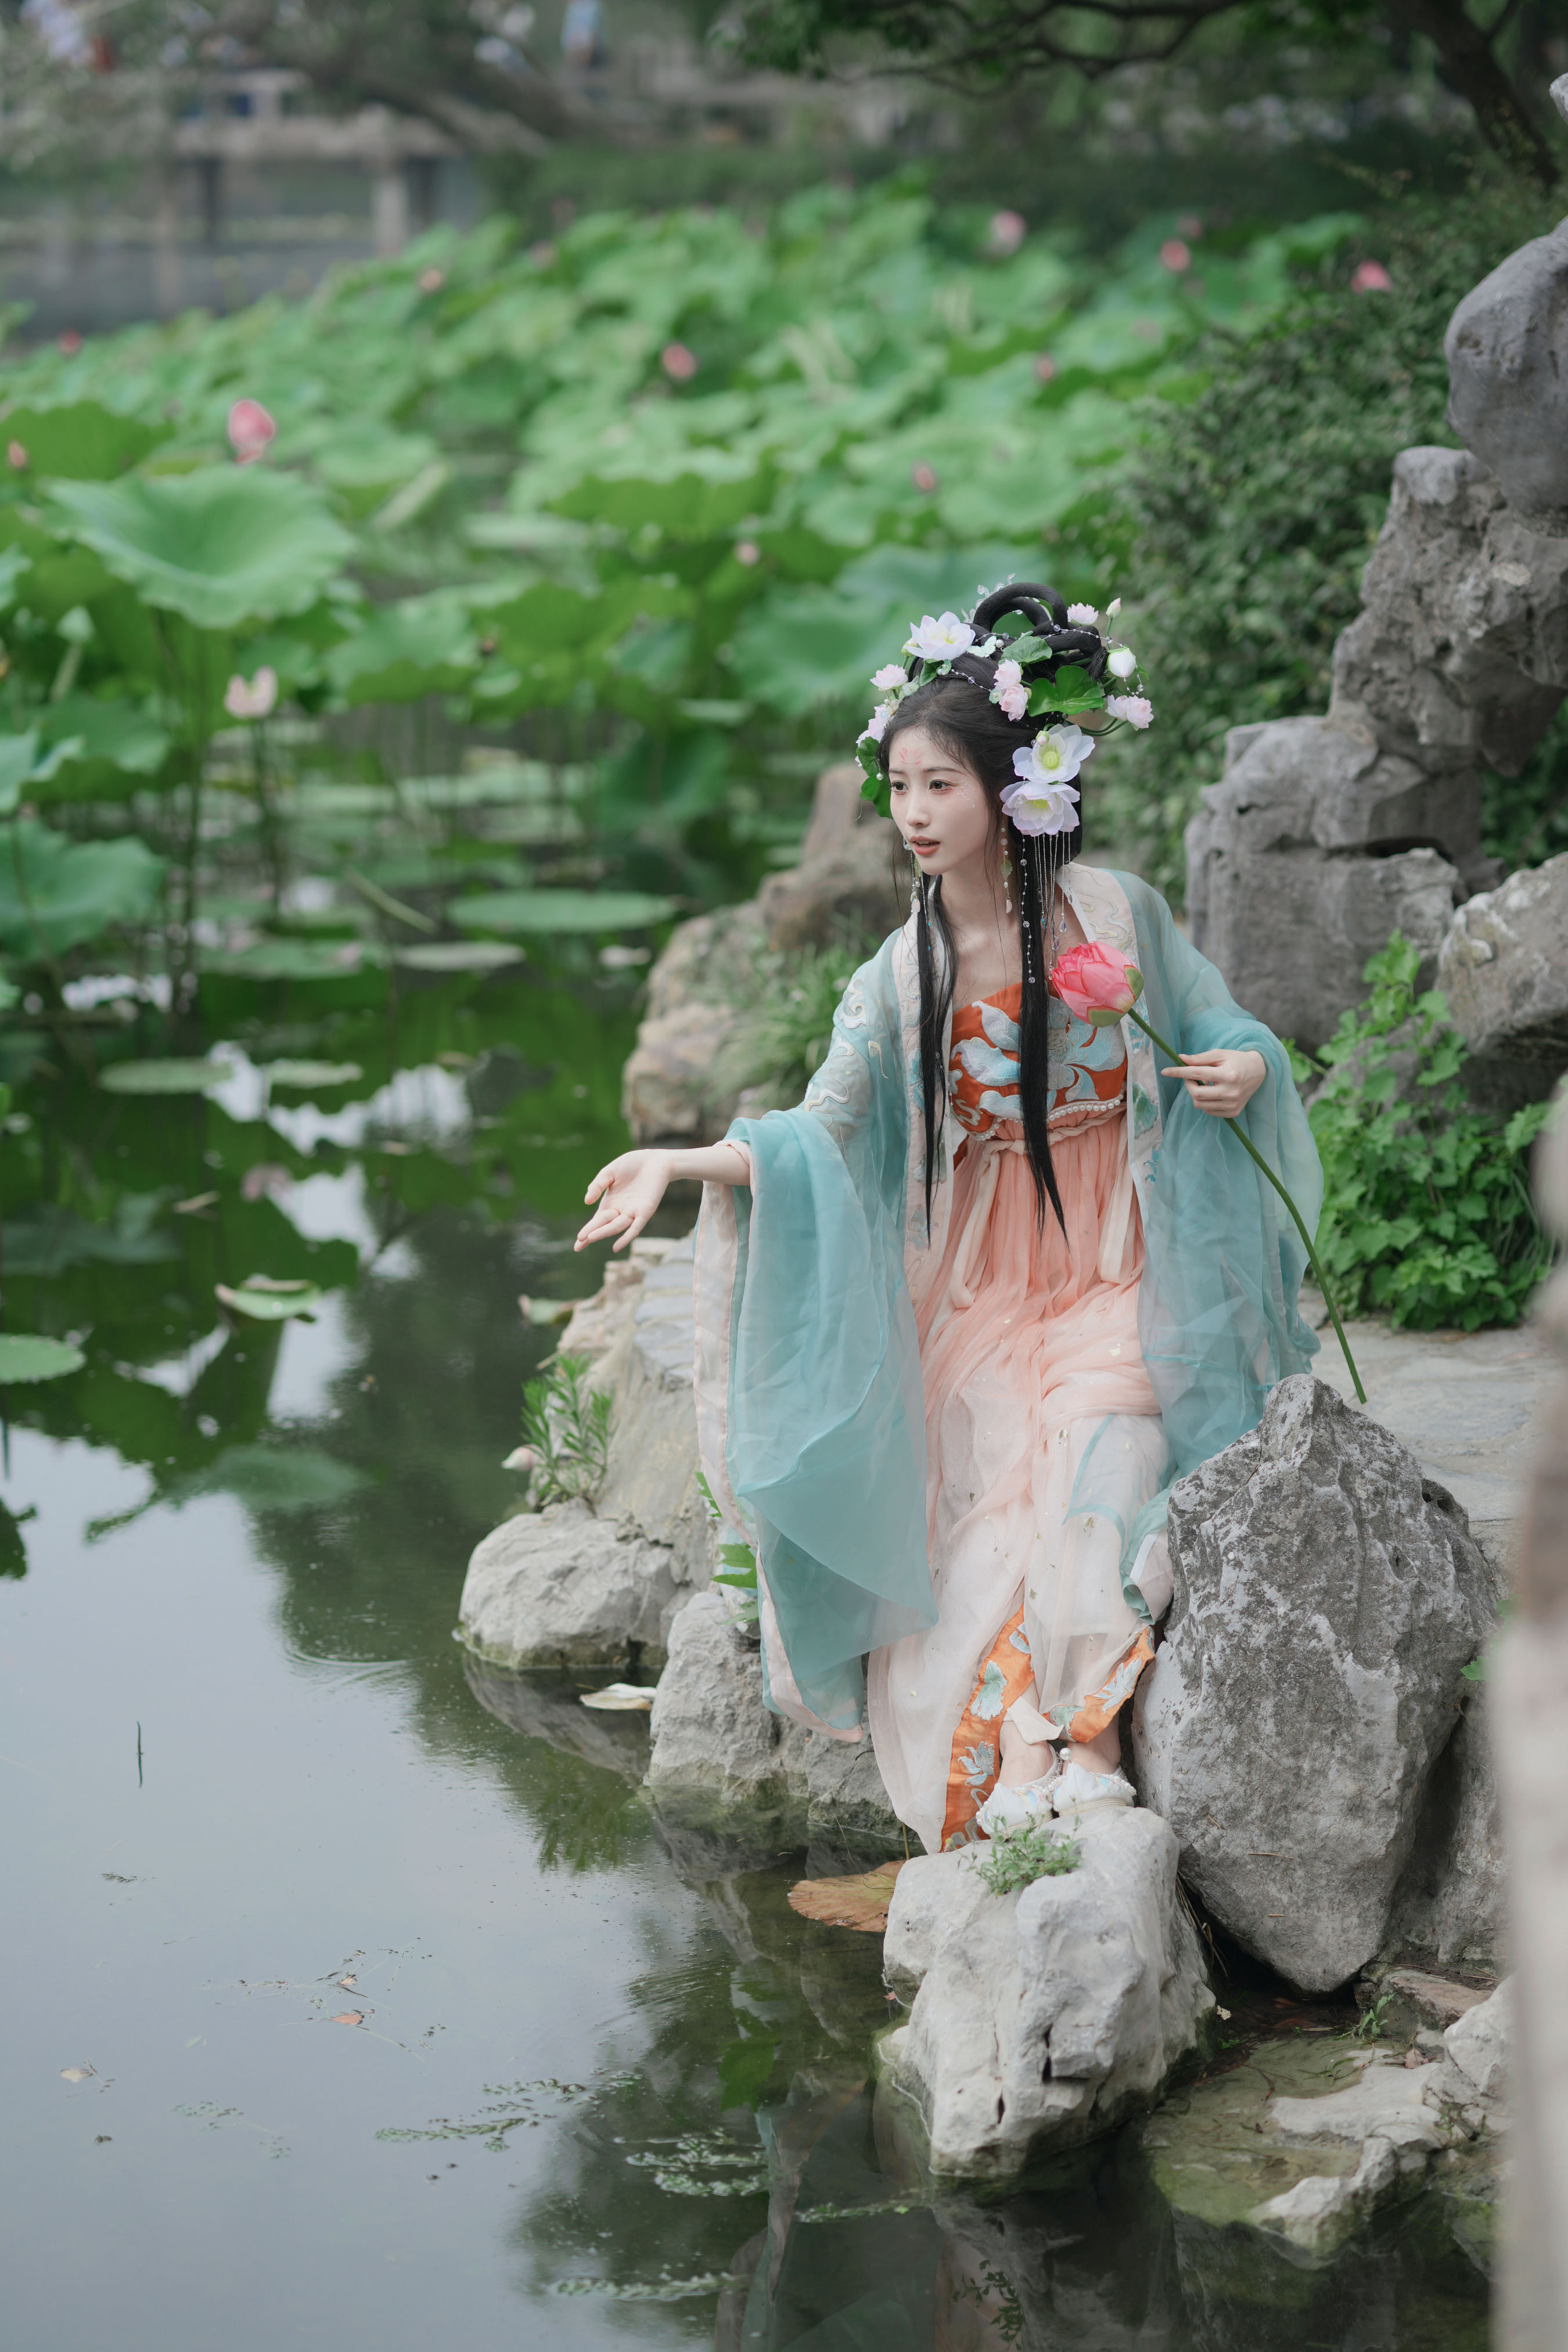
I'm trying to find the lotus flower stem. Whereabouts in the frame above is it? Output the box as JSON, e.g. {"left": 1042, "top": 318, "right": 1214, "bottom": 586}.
{"left": 1124, "top": 1008, "right": 1365, "bottom": 1405}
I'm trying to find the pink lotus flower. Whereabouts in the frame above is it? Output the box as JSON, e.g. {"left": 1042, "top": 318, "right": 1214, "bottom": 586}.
{"left": 987, "top": 209, "right": 1027, "bottom": 257}
{"left": 661, "top": 342, "right": 699, "bottom": 382}
{"left": 6, "top": 441, "right": 27, "bottom": 470}
{"left": 1352, "top": 260, "right": 1393, "bottom": 294}
{"left": 1034, "top": 354, "right": 1056, "bottom": 382}
{"left": 1052, "top": 942, "right": 1143, "bottom": 1026}
{"left": 734, "top": 540, "right": 760, "bottom": 566}
{"left": 227, "top": 399, "right": 276, "bottom": 465}
{"left": 1105, "top": 693, "right": 1154, "bottom": 729}
{"left": 912, "top": 462, "right": 938, "bottom": 494}
{"left": 417, "top": 266, "right": 446, "bottom": 293}
{"left": 57, "top": 330, "right": 82, "bottom": 355}
{"left": 224, "top": 666, "right": 278, "bottom": 721}
{"left": 1159, "top": 239, "right": 1192, "bottom": 274}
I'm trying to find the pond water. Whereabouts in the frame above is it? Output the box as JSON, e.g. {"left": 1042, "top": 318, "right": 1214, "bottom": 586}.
{"left": 1, "top": 956, "right": 1491, "bottom": 2351}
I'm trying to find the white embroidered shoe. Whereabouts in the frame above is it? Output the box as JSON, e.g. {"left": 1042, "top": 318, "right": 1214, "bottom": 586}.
{"left": 1051, "top": 1762, "right": 1136, "bottom": 1819}
{"left": 976, "top": 1767, "right": 1061, "bottom": 1837}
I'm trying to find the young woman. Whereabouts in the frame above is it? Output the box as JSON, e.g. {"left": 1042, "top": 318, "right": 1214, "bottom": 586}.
{"left": 576, "top": 587, "right": 1321, "bottom": 1858}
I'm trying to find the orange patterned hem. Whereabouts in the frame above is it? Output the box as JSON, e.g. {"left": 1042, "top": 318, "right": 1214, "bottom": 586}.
{"left": 941, "top": 1614, "right": 1157, "bottom": 1851}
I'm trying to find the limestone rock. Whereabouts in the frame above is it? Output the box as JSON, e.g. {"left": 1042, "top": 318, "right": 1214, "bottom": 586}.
{"left": 1268, "top": 2054, "right": 1451, "bottom": 2156}
{"left": 1249, "top": 2132, "right": 1402, "bottom": 2256}
{"left": 1134, "top": 1375, "right": 1500, "bottom": 1992}
{"left": 1447, "top": 216, "right": 1568, "bottom": 535}
{"left": 1438, "top": 854, "right": 1568, "bottom": 1110}
{"left": 457, "top": 1497, "right": 683, "bottom": 1670}
{"left": 756, "top": 808, "right": 902, "bottom": 953}
{"left": 646, "top": 1589, "right": 804, "bottom": 1842}
{"left": 645, "top": 1590, "right": 902, "bottom": 1862}
{"left": 1389, "top": 1689, "right": 1507, "bottom": 1971}
{"left": 595, "top": 1242, "right": 710, "bottom": 1585}
{"left": 1444, "top": 1976, "right": 1512, "bottom": 2110}
{"left": 877, "top": 1805, "right": 1214, "bottom": 2183}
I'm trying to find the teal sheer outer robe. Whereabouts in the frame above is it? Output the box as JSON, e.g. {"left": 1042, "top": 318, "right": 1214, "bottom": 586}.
{"left": 692, "top": 864, "right": 1321, "bottom": 1797}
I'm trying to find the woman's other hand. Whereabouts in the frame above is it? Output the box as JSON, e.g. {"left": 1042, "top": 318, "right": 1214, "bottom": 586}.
{"left": 576, "top": 1150, "right": 671, "bottom": 1252}
{"left": 1160, "top": 1048, "right": 1267, "bottom": 1120}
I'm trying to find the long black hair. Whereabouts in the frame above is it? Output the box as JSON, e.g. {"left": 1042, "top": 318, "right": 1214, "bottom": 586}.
{"left": 877, "top": 583, "right": 1107, "bottom": 1239}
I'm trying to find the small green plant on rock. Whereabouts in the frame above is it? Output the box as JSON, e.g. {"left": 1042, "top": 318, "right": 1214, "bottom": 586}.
{"left": 972, "top": 1819, "right": 1080, "bottom": 1897}
{"left": 520, "top": 1354, "right": 611, "bottom": 1508}
{"left": 1300, "top": 936, "right": 1555, "bottom": 1332}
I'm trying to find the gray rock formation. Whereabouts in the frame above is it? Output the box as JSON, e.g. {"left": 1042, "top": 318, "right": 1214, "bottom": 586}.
{"left": 622, "top": 761, "right": 900, "bottom": 1146}
{"left": 459, "top": 1650, "right": 652, "bottom": 1778}
{"left": 1438, "top": 853, "right": 1568, "bottom": 1110}
{"left": 1447, "top": 214, "right": 1568, "bottom": 535}
{"left": 877, "top": 1804, "right": 1214, "bottom": 2182}
{"left": 1134, "top": 1375, "right": 1499, "bottom": 1991}
{"left": 646, "top": 1588, "right": 901, "bottom": 1862}
{"left": 1189, "top": 188, "right": 1568, "bottom": 1059}
{"left": 1390, "top": 1688, "right": 1506, "bottom": 1972}
{"left": 456, "top": 1236, "right": 711, "bottom": 1670}
{"left": 458, "top": 1497, "right": 682, "bottom": 1669}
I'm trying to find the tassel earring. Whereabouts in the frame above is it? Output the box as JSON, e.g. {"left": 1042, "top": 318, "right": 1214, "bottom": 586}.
{"left": 1001, "top": 843, "right": 1013, "bottom": 916}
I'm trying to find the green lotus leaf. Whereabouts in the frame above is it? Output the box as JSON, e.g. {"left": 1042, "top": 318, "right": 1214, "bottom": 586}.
{"left": 0, "top": 730, "right": 88, "bottom": 817}
{"left": 216, "top": 1278, "right": 329, "bottom": 1322}
{"left": 261, "top": 1060, "right": 364, "bottom": 1089}
{"left": 392, "top": 940, "right": 525, "bottom": 972}
{"left": 99, "top": 1058, "right": 231, "bottom": 1095}
{"left": 34, "top": 695, "right": 173, "bottom": 801}
{"left": 2, "top": 401, "right": 170, "bottom": 481}
{"left": 323, "top": 589, "right": 479, "bottom": 706}
{"left": 0, "top": 1334, "right": 85, "bottom": 1382}
{"left": 2, "top": 1197, "right": 179, "bottom": 1272}
{"left": 200, "top": 937, "right": 388, "bottom": 980}
{"left": 0, "top": 823, "right": 164, "bottom": 960}
{"left": 46, "top": 465, "right": 354, "bottom": 630}
{"left": 451, "top": 889, "right": 677, "bottom": 935}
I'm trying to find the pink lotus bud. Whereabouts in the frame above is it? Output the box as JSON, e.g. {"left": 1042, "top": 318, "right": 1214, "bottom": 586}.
{"left": 987, "top": 209, "right": 1027, "bottom": 257}
{"left": 227, "top": 399, "right": 276, "bottom": 464}
{"left": 224, "top": 666, "right": 279, "bottom": 721}
{"left": 1052, "top": 942, "right": 1143, "bottom": 1026}
{"left": 1159, "top": 239, "right": 1192, "bottom": 274}
{"left": 734, "top": 540, "right": 760, "bottom": 566}
{"left": 911, "top": 462, "right": 938, "bottom": 494}
{"left": 1351, "top": 260, "right": 1393, "bottom": 293}
{"left": 6, "top": 441, "right": 27, "bottom": 470}
{"left": 417, "top": 267, "right": 446, "bottom": 293}
{"left": 57, "top": 330, "right": 82, "bottom": 355}
{"left": 661, "top": 343, "right": 699, "bottom": 382}
{"left": 1034, "top": 354, "right": 1056, "bottom": 382}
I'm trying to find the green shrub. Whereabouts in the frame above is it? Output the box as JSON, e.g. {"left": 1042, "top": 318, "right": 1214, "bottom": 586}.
{"left": 972, "top": 1818, "right": 1081, "bottom": 1897}
{"left": 720, "top": 939, "right": 869, "bottom": 1110}
{"left": 1103, "top": 183, "right": 1560, "bottom": 894}
{"left": 1302, "top": 937, "right": 1555, "bottom": 1332}
{"left": 520, "top": 1354, "right": 611, "bottom": 1506}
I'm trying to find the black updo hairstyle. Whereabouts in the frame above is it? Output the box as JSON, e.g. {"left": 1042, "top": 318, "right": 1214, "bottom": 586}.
{"left": 877, "top": 582, "right": 1109, "bottom": 1240}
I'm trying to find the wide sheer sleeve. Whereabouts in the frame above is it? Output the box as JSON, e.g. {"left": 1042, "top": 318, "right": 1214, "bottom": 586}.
{"left": 693, "top": 933, "right": 937, "bottom": 1735}
{"left": 1124, "top": 873, "right": 1321, "bottom": 1481}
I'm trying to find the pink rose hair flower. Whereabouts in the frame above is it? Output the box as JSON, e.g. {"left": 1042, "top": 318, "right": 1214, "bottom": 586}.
{"left": 1105, "top": 694, "right": 1153, "bottom": 729}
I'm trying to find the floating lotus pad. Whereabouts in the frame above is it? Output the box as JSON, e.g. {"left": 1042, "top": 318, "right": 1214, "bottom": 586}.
{"left": 215, "top": 1277, "right": 328, "bottom": 1322}
{"left": 100, "top": 1058, "right": 231, "bottom": 1095}
{"left": 0, "top": 1334, "right": 86, "bottom": 1382}
{"left": 261, "top": 1060, "right": 364, "bottom": 1089}
{"left": 392, "top": 941, "right": 525, "bottom": 973}
{"left": 451, "top": 889, "right": 677, "bottom": 935}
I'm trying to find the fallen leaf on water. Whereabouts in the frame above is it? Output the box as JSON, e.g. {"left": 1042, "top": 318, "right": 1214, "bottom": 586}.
{"left": 96, "top": 2135, "right": 112, "bottom": 2144}
{"left": 337, "top": 1975, "right": 357, "bottom": 1989}
{"left": 787, "top": 1862, "right": 905, "bottom": 1934}
{"left": 580, "top": 1683, "right": 654, "bottom": 1712}
{"left": 332, "top": 2011, "right": 365, "bottom": 2026}
{"left": 60, "top": 2065, "right": 96, "bottom": 2083}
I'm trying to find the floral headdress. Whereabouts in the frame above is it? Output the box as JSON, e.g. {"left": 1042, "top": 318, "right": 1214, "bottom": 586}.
{"left": 856, "top": 585, "right": 1152, "bottom": 836}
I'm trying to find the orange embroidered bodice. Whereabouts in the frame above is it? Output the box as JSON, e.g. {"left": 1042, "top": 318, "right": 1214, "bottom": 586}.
{"left": 948, "top": 983, "right": 1128, "bottom": 1138}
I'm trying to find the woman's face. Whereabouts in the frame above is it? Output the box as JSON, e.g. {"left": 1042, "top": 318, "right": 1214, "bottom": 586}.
{"left": 886, "top": 723, "right": 996, "bottom": 883}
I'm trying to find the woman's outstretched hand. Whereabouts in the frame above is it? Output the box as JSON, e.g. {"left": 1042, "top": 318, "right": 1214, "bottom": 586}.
{"left": 1160, "top": 1048, "right": 1267, "bottom": 1120}
{"left": 576, "top": 1149, "right": 671, "bottom": 1253}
